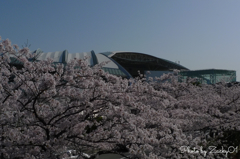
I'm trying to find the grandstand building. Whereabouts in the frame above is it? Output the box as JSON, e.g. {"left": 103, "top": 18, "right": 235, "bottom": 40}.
{"left": 8, "top": 49, "right": 236, "bottom": 84}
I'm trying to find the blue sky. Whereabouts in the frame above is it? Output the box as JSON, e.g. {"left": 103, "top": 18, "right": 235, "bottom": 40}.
{"left": 1, "top": 0, "right": 240, "bottom": 80}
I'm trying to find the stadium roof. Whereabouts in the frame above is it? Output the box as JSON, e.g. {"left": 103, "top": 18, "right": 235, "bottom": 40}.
{"left": 6, "top": 49, "right": 189, "bottom": 78}
{"left": 100, "top": 51, "right": 189, "bottom": 77}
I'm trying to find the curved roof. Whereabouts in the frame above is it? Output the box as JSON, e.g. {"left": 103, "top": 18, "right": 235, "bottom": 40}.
{"left": 101, "top": 51, "right": 189, "bottom": 70}
{"left": 36, "top": 50, "right": 96, "bottom": 66}
{"left": 26, "top": 49, "right": 132, "bottom": 78}
{"left": 100, "top": 51, "right": 189, "bottom": 77}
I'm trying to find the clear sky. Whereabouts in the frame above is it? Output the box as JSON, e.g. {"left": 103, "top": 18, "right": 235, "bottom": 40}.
{"left": 1, "top": 0, "right": 240, "bottom": 80}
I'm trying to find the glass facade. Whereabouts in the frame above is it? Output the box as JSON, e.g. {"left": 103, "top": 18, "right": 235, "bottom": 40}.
{"left": 102, "top": 67, "right": 128, "bottom": 78}
{"left": 179, "top": 69, "right": 236, "bottom": 84}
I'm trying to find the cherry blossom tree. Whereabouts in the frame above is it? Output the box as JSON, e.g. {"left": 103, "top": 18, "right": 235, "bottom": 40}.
{"left": 0, "top": 37, "right": 240, "bottom": 159}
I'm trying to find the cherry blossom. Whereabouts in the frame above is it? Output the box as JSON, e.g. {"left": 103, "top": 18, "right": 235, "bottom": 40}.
{"left": 0, "top": 37, "right": 240, "bottom": 159}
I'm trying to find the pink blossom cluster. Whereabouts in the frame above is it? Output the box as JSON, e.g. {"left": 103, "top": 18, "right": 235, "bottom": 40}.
{"left": 0, "top": 37, "right": 240, "bottom": 159}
